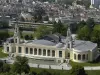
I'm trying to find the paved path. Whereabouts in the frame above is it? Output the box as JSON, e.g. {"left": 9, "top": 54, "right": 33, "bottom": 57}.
{"left": 1, "top": 57, "right": 100, "bottom": 70}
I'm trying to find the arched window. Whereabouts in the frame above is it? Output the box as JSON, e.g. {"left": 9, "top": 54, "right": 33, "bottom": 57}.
{"left": 25, "top": 47, "right": 28, "bottom": 54}
{"left": 78, "top": 54, "right": 81, "bottom": 60}
{"left": 47, "top": 50, "right": 50, "bottom": 56}
{"left": 38, "top": 49, "right": 41, "bottom": 55}
{"left": 87, "top": 54, "right": 88, "bottom": 60}
{"left": 82, "top": 54, "right": 85, "bottom": 60}
{"left": 43, "top": 49, "right": 46, "bottom": 56}
{"left": 15, "top": 39, "right": 17, "bottom": 43}
{"left": 7, "top": 47, "right": 9, "bottom": 52}
{"left": 18, "top": 47, "right": 22, "bottom": 53}
{"left": 68, "top": 43, "right": 70, "bottom": 48}
{"left": 34, "top": 48, "right": 37, "bottom": 55}
{"left": 52, "top": 50, "right": 55, "bottom": 57}
{"left": 30, "top": 48, "right": 33, "bottom": 54}
{"left": 74, "top": 54, "right": 76, "bottom": 59}
{"left": 68, "top": 53, "right": 70, "bottom": 58}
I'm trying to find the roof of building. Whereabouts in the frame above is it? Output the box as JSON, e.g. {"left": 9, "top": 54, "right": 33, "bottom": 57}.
{"left": 28, "top": 40, "right": 56, "bottom": 46}
{"left": 40, "top": 34, "right": 66, "bottom": 43}
{"left": 73, "top": 40, "right": 97, "bottom": 51}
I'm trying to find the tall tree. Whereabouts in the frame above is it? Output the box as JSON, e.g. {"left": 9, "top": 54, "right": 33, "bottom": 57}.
{"left": 53, "top": 20, "right": 67, "bottom": 36}
{"left": 86, "top": 18, "right": 95, "bottom": 30}
{"left": 12, "top": 56, "right": 30, "bottom": 74}
{"left": 77, "top": 25, "right": 90, "bottom": 40}
{"left": 34, "top": 25, "right": 52, "bottom": 39}
{"left": 91, "top": 25, "right": 100, "bottom": 47}
{"left": 70, "top": 65, "right": 87, "bottom": 75}
{"left": 3, "top": 64, "right": 10, "bottom": 72}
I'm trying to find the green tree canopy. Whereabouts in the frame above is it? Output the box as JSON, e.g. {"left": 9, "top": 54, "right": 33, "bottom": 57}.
{"left": 34, "top": 25, "right": 52, "bottom": 39}
{"left": 91, "top": 25, "right": 100, "bottom": 47}
{"left": 70, "top": 65, "right": 87, "bottom": 75}
{"left": 12, "top": 56, "right": 30, "bottom": 74}
{"left": 77, "top": 25, "right": 90, "bottom": 40}
{"left": 3, "top": 64, "right": 10, "bottom": 72}
{"left": 53, "top": 21, "right": 67, "bottom": 36}
{"left": 86, "top": 18, "right": 95, "bottom": 30}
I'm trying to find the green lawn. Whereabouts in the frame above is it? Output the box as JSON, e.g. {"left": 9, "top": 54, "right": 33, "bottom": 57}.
{"left": 0, "top": 47, "right": 8, "bottom": 58}
{"left": 69, "top": 61, "right": 100, "bottom": 66}
{"left": 30, "top": 67, "right": 100, "bottom": 75}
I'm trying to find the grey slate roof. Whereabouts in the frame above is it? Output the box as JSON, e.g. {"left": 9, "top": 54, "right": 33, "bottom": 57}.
{"left": 73, "top": 40, "right": 97, "bottom": 51}
{"left": 30, "top": 40, "right": 56, "bottom": 46}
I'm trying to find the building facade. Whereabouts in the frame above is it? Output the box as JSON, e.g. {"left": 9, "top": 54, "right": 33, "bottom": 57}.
{"left": 3, "top": 24, "right": 98, "bottom": 63}
{"left": 91, "top": 0, "right": 100, "bottom": 8}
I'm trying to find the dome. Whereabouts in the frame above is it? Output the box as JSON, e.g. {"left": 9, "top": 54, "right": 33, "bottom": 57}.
{"left": 56, "top": 43, "right": 64, "bottom": 48}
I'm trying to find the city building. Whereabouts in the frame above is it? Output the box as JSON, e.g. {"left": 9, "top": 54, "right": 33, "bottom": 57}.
{"left": 3, "top": 24, "right": 98, "bottom": 63}
{"left": 91, "top": 0, "right": 100, "bottom": 8}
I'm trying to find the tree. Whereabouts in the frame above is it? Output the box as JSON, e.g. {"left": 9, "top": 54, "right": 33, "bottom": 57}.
{"left": 29, "top": 71, "right": 37, "bottom": 75}
{"left": 0, "top": 60, "right": 3, "bottom": 72}
{"left": 34, "top": 25, "right": 52, "bottom": 39}
{"left": 91, "top": 25, "right": 100, "bottom": 47}
{"left": 86, "top": 18, "right": 95, "bottom": 30}
{"left": 0, "top": 30, "right": 9, "bottom": 41}
{"left": 12, "top": 56, "right": 30, "bottom": 74}
{"left": 70, "top": 65, "right": 87, "bottom": 75}
{"left": 77, "top": 25, "right": 90, "bottom": 40}
{"left": 0, "top": 21, "right": 9, "bottom": 28}
{"left": 3, "top": 64, "right": 10, "bottom": 72}
{"left": 53, "top": 20, "right": 67, "bottom": 36}
{"left": 44, "top": 16, "right": 49, "bottom": 21}
{"left": 24, "top": 35, "right": 30, "bottom": 40}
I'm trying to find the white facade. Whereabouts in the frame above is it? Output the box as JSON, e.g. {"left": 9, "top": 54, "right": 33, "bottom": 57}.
{"left": 3, "top": 24, "right": 98, "bottom": 63}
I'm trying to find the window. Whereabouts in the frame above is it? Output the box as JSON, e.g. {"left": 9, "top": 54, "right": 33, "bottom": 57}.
{"left": 74, "top": 54, "right": 76, "bottom": 59}
{"left": 34, "top": 48, "right": 37, "bottom": 55}
{"left": 68, "top": 43, "right": 70, "bottom": 48}
{"left": 87, "top": 54, "right": 88, "bottom": 60}
{"left": 43, "top": 49, "right": 46, "bottom": 56}
{"left": 7, "top": 47, "right": 9, "bottom": 52}
{"left": 38, "top": 49, "right": 41, "bottom": 55}
{"left": 68, "top": 53, "right": 70, "bottom": 58}
{"left": 47, "top": 50, "right": 50, "bottom": 56}
{"left": 59, "top": 51, "right": 62, "bottom": 57}
{"left": 25, "top": 47, "right": 28, "bottom": 54}
{"left": 30, "top": 48, "right": 33, "bottom": 54}
{"left": 15, "top": 39, "right": 17, "bottom": 43}
{"left": 78, "top": 54, "right": 81, "bottom": 60}
{"left": 18, "top": 47, "right": 21, "bottom": 53}
{"left": 52, "top": 50, "right": 55, "bottom": 57}
{"left": 82, "top": 54, "right": 85, "bottom": 60}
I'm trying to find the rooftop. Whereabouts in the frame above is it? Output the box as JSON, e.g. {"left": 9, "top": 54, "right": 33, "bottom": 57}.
{"left": 73, "top": 40, "right": 97, "bottom": 51}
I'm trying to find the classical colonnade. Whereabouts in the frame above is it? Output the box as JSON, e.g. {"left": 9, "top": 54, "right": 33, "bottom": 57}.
{"left": 17, "top": 47, "right": 62, "bottom": 58}
{"left": 74, "top": 53, "right": 88, "bottom": 61}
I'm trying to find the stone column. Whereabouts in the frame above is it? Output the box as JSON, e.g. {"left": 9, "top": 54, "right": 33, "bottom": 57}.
{"left": 37, "top": 48, "right": 39, "bottom": 55}
{"left": 81, "top": 54, "right": 82, "bottom": 61}
{"left": 42, "top": 49, "right": 43, "bottom": 56}
{"left": 51, "top": 50, "right": 52, "bottom": 57}
{"left": 46, "top": 49, "right": 47, "bottom": 56}
{"left": 33, "top": 48, "right": 34, "bottom": 56}
{"left": 28, "top": 47, "right": 30, "bottom": 54}
{"left": 76, "top": 54, "right": 78, "bottom": 60}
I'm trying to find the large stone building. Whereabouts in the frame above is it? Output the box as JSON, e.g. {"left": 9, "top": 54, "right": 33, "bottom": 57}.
{"left": 3, "top": 24, "right": 98, "bottom": 63}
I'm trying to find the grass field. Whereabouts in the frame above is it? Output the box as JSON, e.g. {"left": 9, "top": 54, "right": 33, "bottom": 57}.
{"left": 30, "top": 68, "right": 100, "bottom": 75}
{"left": 69, "top": 61, "right": 100, "bottom": 66}
{"left": 0, "top": 47, "right": 8, "bottom": 58}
